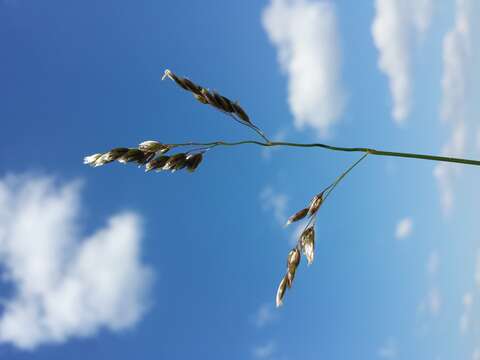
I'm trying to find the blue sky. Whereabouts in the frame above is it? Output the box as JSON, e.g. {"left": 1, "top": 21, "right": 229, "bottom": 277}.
{"left": 1, "top": 0, "right": 480, "bottom": 359}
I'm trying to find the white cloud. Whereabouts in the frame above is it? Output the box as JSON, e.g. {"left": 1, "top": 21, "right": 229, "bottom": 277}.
{"left": 460, "top": 291, "right": 474, "bottom": 334}
{"left": 435, "top": 0, "right": 478, "bottom": 216}
{"left": 262, "top": 0, "right": 345, "bottom": 137}
{"left": 260, "top": 187, "right": 288, "bottom": 226}
{"left": 371, "top": 0, "right": 433, "bottom": 123}
{"left": 418, "top": 251, "right": 441, "bottom": 319}
{"left": 377, "top": 337, "right": 397, "bottom": 359}
{"left": 252, "top": 341, "right": 276, "bottom": 359}
{"left": 0, "top": 175, "right": 152, "bottom": 349}
{"left": 395, "top": 217, "right": 413, "bottom": 239}
{"left": 251, "top": 303, "right": 276, "bottom": 328}
{"left": 427, "top": 287, "right": 441, "bottom": 316}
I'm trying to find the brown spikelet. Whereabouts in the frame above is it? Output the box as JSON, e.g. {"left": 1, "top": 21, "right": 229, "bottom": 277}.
{"left": 308, "top": 192, "right": 324, "bottom": 216}
{"left": 145, "top": 156, "right": 170, "bottom": 172}
{"left": 118, "top": 149, "right": 146, "bottom": 164}
{"left": 231, "top": 102, "right": 250, "bottom": 123}
{"left": 163, "top": 153, "right": 187, "bottom": 171}
{"left": 286, "top": 207, "right": 309, "bottom": 226}
{"left": 185, "top": 153, "right": 203, "bottom": 172}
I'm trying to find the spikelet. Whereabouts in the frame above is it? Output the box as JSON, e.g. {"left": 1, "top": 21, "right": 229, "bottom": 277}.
{"left": 308, "top": 192, "right": 324, "bottom": 216}
{"left": 276, "top": 275, "right": 288, "bottom": 308}
{"left": 285, "top": 207, "right": 309, "bottom": 226}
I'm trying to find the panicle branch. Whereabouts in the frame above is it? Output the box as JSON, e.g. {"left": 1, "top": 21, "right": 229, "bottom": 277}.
{"left": 83, "top": 67, "right": 480, "bottom": 308}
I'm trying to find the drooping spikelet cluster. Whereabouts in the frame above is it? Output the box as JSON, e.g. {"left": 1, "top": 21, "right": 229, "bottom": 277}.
{"left": 276, "top": 192, "right": 324, "bottom": 307}
{"left": 162, "top": 69, "right": 251, "bottom": 124}
{"left": 83, "top": 140, "right": 204, "bottom": 173}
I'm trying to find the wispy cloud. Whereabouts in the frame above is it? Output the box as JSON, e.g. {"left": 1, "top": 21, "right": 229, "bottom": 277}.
{"left": 0, "top": 175, "right": 152, "bottom": 350}
{"left": 262, "top": 0, "right": 345, "bottom": 137}
{"left": 260, "top": 186, "right": 288, "bottom": 226}
{"left": 395, "top": 217, "right": 413, "bottom": 239}
{"left": 251, "top": 303, "right": 277, "bottom": 328}
{"left": 252, "top": 341, "right": 276, "bottom": 359}
{"left": 418, "top": 251, "right": 441, "bottom": 318}
{"left": 377, "top": 337, "right": 397, "bottom": 359}
{"left": 371, "top": 0, "right": 433, "bottom": 123}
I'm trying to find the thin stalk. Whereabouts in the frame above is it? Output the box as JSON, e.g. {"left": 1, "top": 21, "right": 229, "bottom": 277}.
{"left": 323, "top": 153, "right": 369, "bottom": 201}
{"left": 169, "top": 140, "right": 480, "bottom": 167}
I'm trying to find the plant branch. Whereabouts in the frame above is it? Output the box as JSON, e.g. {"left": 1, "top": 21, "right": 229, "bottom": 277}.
{"left": 170, "top": 140, "right": 480, "bottom": 167}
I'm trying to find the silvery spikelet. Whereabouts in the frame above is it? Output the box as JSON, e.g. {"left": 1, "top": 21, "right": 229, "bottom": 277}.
{"left": 139, "top": 140, "right": 170, "bottom": 154}
{"left": 300, "top": 227, "right": 315, "bottom": 265}
{"left": 286, "top": 248, "right": 301, "bottom": 287}
{"left": 276, "top": 275, "right": 288, "bottom": 308}
{"left": 83, "top": 153, "right": 103, "bottom": 166}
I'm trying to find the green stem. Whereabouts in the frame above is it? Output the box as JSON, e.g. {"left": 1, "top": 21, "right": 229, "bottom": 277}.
{"left": 171, "top": 140, "right": 480, "bottom": 167}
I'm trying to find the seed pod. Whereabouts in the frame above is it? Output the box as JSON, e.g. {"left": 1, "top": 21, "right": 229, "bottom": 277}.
{"left": 300, "top": 227, "right": 315, "bottom": 265}
{"left": 145, "top": 156, "right": 170, "bottom": 172}
{"left": 276, "top": 275, "right": 288, "bottom": 308}
{"left": 285, "top": 208, "right": 309, "bottom": 226}
{"left": 308, "top": 192, "right": 324, "bottom": 216}
{"left": 185, "top": 153, "right": 203, "bottom": 172}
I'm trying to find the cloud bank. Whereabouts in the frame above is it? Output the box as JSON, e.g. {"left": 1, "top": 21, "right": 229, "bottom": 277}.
{"left": 262, "top": 0, "right": 345, "bottom": 137}
{"left": 0, "top": 175, "right": 152, "bottom": 349}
